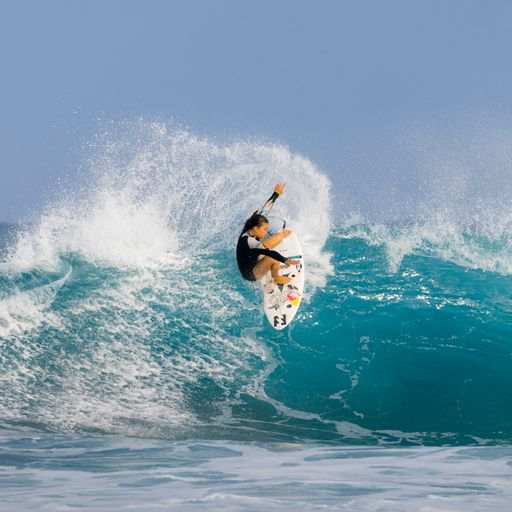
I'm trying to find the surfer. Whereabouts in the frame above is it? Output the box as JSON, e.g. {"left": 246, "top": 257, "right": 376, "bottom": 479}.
{"left": 236, "top": 183, "right": 300, "bottom": 285}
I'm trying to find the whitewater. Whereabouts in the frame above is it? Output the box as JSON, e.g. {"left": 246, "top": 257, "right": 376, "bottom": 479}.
{"left": 1, "top": 122, "right": 512, "bottom": 511}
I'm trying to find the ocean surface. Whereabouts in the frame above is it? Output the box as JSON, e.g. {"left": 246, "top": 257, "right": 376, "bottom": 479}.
{"left": 1, "top": 125, "right": 512, "bottom": 511}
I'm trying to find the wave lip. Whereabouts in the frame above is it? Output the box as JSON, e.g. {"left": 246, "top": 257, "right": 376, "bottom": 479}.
{"left": 337, "top": 211, "right": 512, "bottom": 275}
{"left": 4, "top": 123, "right": 332, "bottom": 279}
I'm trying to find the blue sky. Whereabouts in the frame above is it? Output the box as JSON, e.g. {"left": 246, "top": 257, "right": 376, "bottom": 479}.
{"left": 2, "top": 1, "right": 512, "bottom": 221}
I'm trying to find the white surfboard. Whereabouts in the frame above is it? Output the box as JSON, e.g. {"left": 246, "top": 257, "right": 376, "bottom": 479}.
{"left": 261, "top": 230, "right": 305, "bottom": 330}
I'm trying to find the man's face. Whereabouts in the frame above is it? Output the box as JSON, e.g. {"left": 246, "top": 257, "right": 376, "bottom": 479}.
{"left": 252, "top": 222, "right": 269, "bottom": 239}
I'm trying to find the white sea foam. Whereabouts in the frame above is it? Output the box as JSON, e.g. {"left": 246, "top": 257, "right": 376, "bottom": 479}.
{"left": 337, "top": 211, "right": 512, "bottom": 274}
{"left": 0, "top": 270, "right": 69, "bottom": 339}
{"left": 1, "top": 435, "right": 511, "bottom": 512}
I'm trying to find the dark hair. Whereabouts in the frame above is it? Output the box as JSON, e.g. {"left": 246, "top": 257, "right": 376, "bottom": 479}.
{"left": 241, "top": 211, "right": 269, "bottom": 235}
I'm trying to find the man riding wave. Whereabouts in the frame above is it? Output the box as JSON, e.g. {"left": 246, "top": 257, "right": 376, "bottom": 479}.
{"left": 236, "top": 183, "right": 300, "bottom": 285}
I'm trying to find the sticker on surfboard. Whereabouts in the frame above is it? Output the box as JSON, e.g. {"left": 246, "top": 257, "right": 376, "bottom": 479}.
{"left": 261, "top": 230, "right": 305, "bottom": 330}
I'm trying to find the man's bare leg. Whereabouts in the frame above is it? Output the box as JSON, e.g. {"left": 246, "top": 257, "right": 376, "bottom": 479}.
{"left": 271, "top": 261, "right": 291, "bottom": 284}
{"left": 252, "top": 256, "right": 291, "bottom": 284}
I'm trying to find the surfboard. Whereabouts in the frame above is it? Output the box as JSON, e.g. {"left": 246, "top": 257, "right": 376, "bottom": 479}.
{"left": 261, "top": 230, "right": 305, "bottom": 330}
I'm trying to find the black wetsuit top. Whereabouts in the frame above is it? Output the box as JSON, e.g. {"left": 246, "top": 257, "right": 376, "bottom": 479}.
{"left": 236, "top": 233, "right": 288, "bottom": 281}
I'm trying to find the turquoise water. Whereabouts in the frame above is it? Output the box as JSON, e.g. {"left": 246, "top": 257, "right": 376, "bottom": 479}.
{"left": 2, "top": 223, "right": 512, "bottom": 446}
{"left": 1, "top": 126, "right": 512, "bottom": 510}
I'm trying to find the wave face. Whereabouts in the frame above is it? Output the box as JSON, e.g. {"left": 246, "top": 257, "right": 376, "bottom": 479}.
{"left": 1, "top": 123, "right": 512, "bottom": 446}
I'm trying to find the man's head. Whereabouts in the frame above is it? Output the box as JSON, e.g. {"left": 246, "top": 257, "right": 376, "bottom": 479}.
{"left": 243, "top": 212, "right": 269, "bottom": 239}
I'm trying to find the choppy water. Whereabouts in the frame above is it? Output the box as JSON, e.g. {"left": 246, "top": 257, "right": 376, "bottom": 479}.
{"left": 1, "top": 123, "right": 512, "bottom": 510}
{"left": 2, "top": 429, "right": 512, "bottom": 512}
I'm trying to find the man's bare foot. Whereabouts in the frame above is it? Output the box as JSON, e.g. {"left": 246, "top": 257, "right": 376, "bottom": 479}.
{"left": 274, "top": 275, "right": 291, "bottom": 285}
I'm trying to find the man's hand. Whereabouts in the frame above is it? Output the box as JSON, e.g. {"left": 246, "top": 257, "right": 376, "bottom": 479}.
{"left": 285, "top": 258, "right": 301, "bottom": 267}
{"left": 274, "top": 183, "right": 285, "bottom": 195}
{"left": 262, "top": 229, "right": 292, "bottom": 249}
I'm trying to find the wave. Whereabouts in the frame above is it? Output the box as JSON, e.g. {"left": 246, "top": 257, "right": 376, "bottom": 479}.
{"left": 0, "top": 123, "right": 333, "bottom": 438}
{"left": 2, "top": 121, "right": 512, "bottom": 445}
{"left": 336, "top": 211, "right": 512, "bottom": 275}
